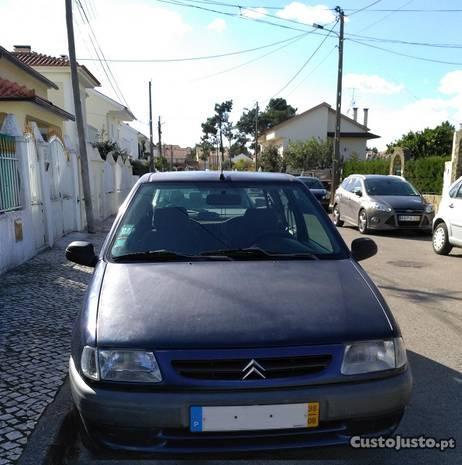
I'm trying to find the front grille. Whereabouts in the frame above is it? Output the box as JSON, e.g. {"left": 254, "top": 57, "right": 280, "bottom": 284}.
{"left": 171, "top": 355, "right": 331, "bottom": 381}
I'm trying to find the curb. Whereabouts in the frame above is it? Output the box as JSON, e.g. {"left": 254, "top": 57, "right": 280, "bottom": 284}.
{"left": 17, "top": 378, "right": 76, "bottom": 465}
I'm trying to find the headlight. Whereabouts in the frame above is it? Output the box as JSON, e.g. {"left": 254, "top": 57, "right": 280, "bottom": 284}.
{"left": 369, "top": 202, "right": 392, "bottom": 213}
{"left": 341, "top": 338, "right": 407, "bottom": 375}
{"left": 81, "top": 347, "right": 163, "bottom": 383}
{"left": 425, "top": 204, "right": 433, "bottom": 213}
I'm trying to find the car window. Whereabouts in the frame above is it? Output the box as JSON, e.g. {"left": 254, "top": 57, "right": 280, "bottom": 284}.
{"left": 449, "top": 181, "right": 462, "bottom": 198}
{"left": 457, "top": 184, "right": 462, "bottom": 199}
{"left": 300, "top": 178, "right": 324, "bottom": 189}
{"left": 340, "top": 178, "right": 351, "bottom": 190}
{"left": 365, "top": 178, "right": 419, "bottom": 196}
{"left": 109, "top": 181, "right": 347, "bottom": 260}
{"left": 348, "top": 178, "right": 361, "bottom": 193}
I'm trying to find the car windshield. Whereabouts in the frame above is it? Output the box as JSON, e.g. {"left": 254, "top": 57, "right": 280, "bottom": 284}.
{"left": 109, "top": 181, "right": 347, "bottom": 261}
{"left": 300, "top": 178, "right": 325, "bottom": 189}
{"left": 365, "top": 178, "right": 419, "bottom": 196}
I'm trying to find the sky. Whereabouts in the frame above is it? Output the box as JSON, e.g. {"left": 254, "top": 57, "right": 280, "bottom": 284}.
{"left": 1, "top": 0, "right": 462, "bottom": 150}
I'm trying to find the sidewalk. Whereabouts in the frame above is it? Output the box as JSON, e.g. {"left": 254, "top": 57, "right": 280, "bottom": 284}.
{"left": 0, "top": 219, "right": 113, "bottom": 465}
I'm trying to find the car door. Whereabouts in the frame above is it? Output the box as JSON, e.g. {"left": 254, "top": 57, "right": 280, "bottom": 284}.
{"left": 343, "top": 177, "right": 361, "bottom": 223}
{"left": 449, "top": 182, "right": 462, "bottom": 245}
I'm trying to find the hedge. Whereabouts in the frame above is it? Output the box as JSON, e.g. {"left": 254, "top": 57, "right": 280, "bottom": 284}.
{"left": 342, "top": 156, "right": 449, "bottom": 194}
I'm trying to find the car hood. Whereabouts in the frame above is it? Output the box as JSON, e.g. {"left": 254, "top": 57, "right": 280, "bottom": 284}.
{"left": 371, "top": 195, "right": 425, "bottom": 210}
{"left": 96, "top": 260, "right": 395, "bottom": 349}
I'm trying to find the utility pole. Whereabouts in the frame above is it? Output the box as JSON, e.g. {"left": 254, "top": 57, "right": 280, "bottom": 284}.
{"left": 255, "top": 101, "right": 259, "bottom": 171}
{"left": 65, "top": 0, "right": 95, "bottom": 233}
{"left": 170, "top": 145, "right": 173, "bottom": 171}
{"left": 331, "top": 5, "right": 345, "bottom": 204}
{"left": 148, "top": 80, "right": 154, "bottom": 172}
{"left": 157, "top": 116, "right": 163, "bottom": 162}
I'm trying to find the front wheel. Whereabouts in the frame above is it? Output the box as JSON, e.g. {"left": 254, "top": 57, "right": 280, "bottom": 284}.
{"left": 358, "top": 209, "right": 369, "bottom": 234}
{"left": 332, "top": 205, "right": 344, "bottom": 227}
{"left": 432, "top": 223, "right": 452, "bottom": 255}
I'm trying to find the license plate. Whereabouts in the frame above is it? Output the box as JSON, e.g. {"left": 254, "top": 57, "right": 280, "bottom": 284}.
{"left": 399, "top": 215, "right": 421, "bottom": 222}
{"left": 190, "top": 402, "right": 319, "bottom": 432}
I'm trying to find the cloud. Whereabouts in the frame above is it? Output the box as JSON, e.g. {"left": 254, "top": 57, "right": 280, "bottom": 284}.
{"left": 241, "top": 7, "right": 267, "bottom": 19}
{"left": 207, "top": 18, "right": 227, "bottom": 33}
{"left": 439, "top": 70, "right": 462, "bottom": 95}
{"left": 276, "top": 2, "right": 336, "bottom": 26}
{"left": 344, "top": 73, "right": 404, "bottom": 95}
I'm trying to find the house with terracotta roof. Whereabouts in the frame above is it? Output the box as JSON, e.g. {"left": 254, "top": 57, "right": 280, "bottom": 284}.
{"left": 258, "top": 102, "right": 380, "bottom": 161}
{"left": 0, "top": 45, "right": 74, "bottom": 138}
{"left": 12, "top": 45, "right": 100, "bottom": 152}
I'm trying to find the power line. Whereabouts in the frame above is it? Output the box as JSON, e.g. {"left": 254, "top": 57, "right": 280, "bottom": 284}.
{"left": 350, "top": 39, "right": 462, "bottom": 66}
{"left": 77, "top": 32, "right": 321, "bottom": 62}
{"left": 272, "top": 20, "right": 338, "bottom": 98}
{"left": 192, "top": 31, "right": 310, "bottom": 82}
{"left": 347, "top": 0, "right": 382, "bottom": 16}
{"left": 354, "top": 0, "right": 414, "bottom": 34}
{"left": 73, "top": 0, "right": 130, "bottom": 107}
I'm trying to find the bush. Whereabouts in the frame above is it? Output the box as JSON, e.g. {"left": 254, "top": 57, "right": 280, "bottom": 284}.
{"left": 233, "top": 158, "right": 254, "bottom": 171}
{"left": 405, "top": 156, "right": 449, "bottom": 194}
{"left": 284, "top": 138, "right": 332, "bottom": 172}
{"left": 259, "top": 145, "right": 283, "bottom": 172}
{"left": 343, "top": 158, "right": 389, "bottom": 177}
{"left": 130, "top": 158, "right": 150, "bottom": 176}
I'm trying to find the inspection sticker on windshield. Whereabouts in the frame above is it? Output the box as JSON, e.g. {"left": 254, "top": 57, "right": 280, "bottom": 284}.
{"left": 399, "top": 215, "right": 420, "bottom": 222}
{"left": 190, "top": 402, "right": 319, "bottom": 432}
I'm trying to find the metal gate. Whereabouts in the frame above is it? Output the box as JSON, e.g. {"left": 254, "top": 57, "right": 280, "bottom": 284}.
{"left": 26, "top": 134, "right": 46, "bottom": 250}
{"left": 49, "top": 137, "right": 75, "bottom": 239}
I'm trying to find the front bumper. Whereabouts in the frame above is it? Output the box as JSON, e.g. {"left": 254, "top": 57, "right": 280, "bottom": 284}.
{"left": 365, "top": 208, "right": 434, "bottom": 231}
{"left": 69, "top": 358, "right": 412, "bottom": 453}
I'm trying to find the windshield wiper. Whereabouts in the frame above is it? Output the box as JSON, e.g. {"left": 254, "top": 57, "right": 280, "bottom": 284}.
{"left": 200, "top": 247, "right": 319, "bottom": 260}
{"left": 112, "top": 250, "right": 227, "bottom": 262}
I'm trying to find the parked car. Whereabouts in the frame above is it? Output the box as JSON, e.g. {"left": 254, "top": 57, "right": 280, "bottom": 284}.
{"left": 432, "top": 176, "right": 462, "bottom": 255}
{"left": 333, "top": 174, "right": 434, "bottom": 234}
{"left": 67, "top": 171, "right": 411, "bottom": 453}
{"left": 298, "top": 176, "right": 330, "bottom": 210}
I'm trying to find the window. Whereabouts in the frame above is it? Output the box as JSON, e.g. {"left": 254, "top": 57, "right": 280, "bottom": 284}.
{"left": 456, "top": 183, "right": 462, "bottom": 199}
{"left": 348, "top": 178, "right": 361, "bottom": 193}
{"left": 340, "top": 178, "right": 351, "bottom": 190}
{"left": 109, "top": 181, "right": 347, "bottom": 260}
{"left": 365, "top": 178, "right": 419, "bottom": 196}
{"left": 0, "top": 134, "right": 22, "bottom": 213}
{"left": 449, "top": 181, "right": 462, "bottom": 198}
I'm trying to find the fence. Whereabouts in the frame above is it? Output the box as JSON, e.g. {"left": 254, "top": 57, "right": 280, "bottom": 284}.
{"left": 0, "top": 122, "right": 138, "bottom": 274}
{"left": 0, "top": 134, "right": 22, "bottom": 213}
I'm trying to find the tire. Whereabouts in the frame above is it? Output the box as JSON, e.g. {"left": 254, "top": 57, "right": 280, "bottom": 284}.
{"left": 432, "top": 222, "right": 452, "bottom": 255}
{"left": 358, "top": 209, "right": 369, "bottom": 234}
{"left": 332, "top": 204, "right": 344, "bottom": 227}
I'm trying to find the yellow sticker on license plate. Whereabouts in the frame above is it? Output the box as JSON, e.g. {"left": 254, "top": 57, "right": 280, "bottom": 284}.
{"left": 307, "top": 402, "right": 320, "bottom": 428}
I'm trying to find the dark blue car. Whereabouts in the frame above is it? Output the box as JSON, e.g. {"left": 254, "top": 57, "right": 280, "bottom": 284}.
{"left": 298, "top": 176, "right": 330, "bottom": 210}
{"left": 66, "top": 171, "right": 412, "bottom": 454}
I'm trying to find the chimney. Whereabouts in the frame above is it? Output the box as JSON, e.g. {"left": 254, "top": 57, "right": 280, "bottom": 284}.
{"left": 363, "top": 108, "right": 369, "bottom": 127}
{"left": 13, "top": 45, "right": 31, "bottom": 53}
{"left": 353, "top": 107, "right": 358, "bottom": 122}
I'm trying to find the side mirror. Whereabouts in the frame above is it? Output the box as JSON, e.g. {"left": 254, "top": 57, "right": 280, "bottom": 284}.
{"left": 351, "top": 238, "right": 377, "bottom": 262}
{"left": 354, "top": 189, "right": 363, "bottom": 197}
{"left": 65, "top": 241, "right": 98, "bottom": 267}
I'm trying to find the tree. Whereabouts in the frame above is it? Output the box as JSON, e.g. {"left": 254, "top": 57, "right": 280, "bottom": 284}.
{"left": 155, "top": 155, "right": 169, "bottom": 172}
{"left": 233, "top": 158, "right": 254, "bottom": 171}
{"left": 229, "top": 133, "right": 249, "bottom": 158}
{"left": 387, "top": 121, "right": 454, "bottom": 159}
{"left": 284, "top": 138, "right": 333, "bottom": 172}
{"left": 200, "top": 100, "right": 233, "bottom": 167}
{"left": 259, "top": 145, "right": 283, "bottom": 172}
{"left": 236, "top": 98, "right": 297, "bottom": 141}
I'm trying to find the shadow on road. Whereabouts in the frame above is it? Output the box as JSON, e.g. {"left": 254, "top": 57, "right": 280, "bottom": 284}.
{"left": 65, "top": 352, "right": 461, "bottom": 464}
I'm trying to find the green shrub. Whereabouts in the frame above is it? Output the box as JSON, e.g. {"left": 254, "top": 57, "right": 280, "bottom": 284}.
{"left": 342, "top": 158, "right": 389, "bottom": 177}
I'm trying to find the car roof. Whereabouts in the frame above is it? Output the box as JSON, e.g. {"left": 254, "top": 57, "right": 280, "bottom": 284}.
{"left": 140, "top": 171, "right": 297, "bottom": 183}
{"left": 348, "top": 174, "right": 404, "bottom": 180}
{"left": 298, "top": 176, "right": 320, "bottom": 180}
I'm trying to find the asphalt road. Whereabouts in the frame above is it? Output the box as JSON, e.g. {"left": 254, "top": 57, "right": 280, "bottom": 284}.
{"left": 67, "top": 226, "right": 462, "bottom": 465}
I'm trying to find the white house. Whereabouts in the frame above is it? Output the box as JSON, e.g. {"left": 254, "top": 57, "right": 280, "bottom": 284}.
{"left": 258, "top": 102, "right": 379, "bottom": 161}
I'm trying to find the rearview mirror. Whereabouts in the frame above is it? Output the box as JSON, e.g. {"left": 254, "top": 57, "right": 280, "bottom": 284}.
{"left": 351, "top": 238, "right": 377, "bottom": 262}
{"left": 65, "top": 241, "right": 98, "bottom": 267}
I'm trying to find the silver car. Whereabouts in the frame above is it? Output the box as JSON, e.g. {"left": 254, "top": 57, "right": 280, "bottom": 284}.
{"left": 333, "top": 174, "right": 434, "bottom": 234}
